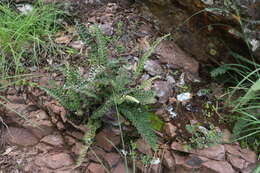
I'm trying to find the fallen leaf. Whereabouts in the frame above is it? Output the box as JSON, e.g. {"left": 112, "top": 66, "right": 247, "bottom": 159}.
{"left": 55, "top": 36, "right": 72, "bottom": 44}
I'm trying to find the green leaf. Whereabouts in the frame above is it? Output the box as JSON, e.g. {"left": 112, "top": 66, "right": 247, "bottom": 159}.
{"left": 119, "top": 104, "right": 158, "bottom": 151}
{"left": 149, "top": 113, "right": 164, "bottom": 131}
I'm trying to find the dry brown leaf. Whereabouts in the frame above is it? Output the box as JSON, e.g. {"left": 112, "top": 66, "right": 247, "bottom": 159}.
{"left": 55, "top": 36, "right": 72, "bottom": 44}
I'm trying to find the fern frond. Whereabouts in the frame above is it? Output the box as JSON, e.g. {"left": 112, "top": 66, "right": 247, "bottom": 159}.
{"left": 139, "top": 76, "right": 160, "bottom": 90}
{"left": 111, "top": 69, "right": 131, "bottom": 93}
{"left": 76, "top": 119, "right": 101, "bottom": 167}
{"left": 93, "top": 25, "right": 108, "bottom": 65}
{"left": 210, "top": 65, "right": 229, "bottom": 77}
{"left": 120, "top": 95, "right": 140, "bottom": 104}
{"left": 40, "top": 86, "right": 82, "bottom": 111}
{"left": 91, "top": 95, "right": 115, "bottom": 119}
{"left": 130, "top": 89, "right": 156, "bottom": 105}
{"left": 76, "top": 22, "right": 94, "bottom": 46}
{"left": 119, "top": 104, "right": 157, "bottom": 150}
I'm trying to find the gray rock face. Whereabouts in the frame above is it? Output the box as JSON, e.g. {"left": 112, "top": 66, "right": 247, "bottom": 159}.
{"left": 35, "top": 153, "right": 73, "bottom": 169}
{"left": 202, "top": 160, "right": 235, "bottom": 173}
{"left": 153, "top": 80, "right": 173, "bottom": 103}
{"left": 192, "top": 144, "right": 226, "bottom": 161}
{"left": 95, "top": 128, "right": 120, "bottom": 151}
{"left": 155, "top": 40, "right": 199, "bottom": 77}
{"left": 41, "top": 134, "right": 64, "bottom": 147}
{"left": 144, "top": 59, "right": 163, "bottom": 76}
{"left": 6, "top": 127, "right": 39, "bottom": 147}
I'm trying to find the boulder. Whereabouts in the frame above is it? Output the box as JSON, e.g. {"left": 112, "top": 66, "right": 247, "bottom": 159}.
{"left": 155, "top": 40, "right": 199, "bottom": 78}
{"left": 6, "top": 127, "right": 39, "bottom": 147}
{"left": 95, "top": 128, "right": 120, "bottom": 151}
{"left": 202, "top": 160, "right": 235, "bottom": 173}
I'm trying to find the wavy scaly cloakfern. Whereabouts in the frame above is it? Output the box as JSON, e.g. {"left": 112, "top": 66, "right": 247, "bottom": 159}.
{"left": 76, "top": 119, "right": 101, "bottom": 167}
{"left": 40, "top": 24, "right": 167, "bottom": 164}
{"left": 119, "top": 104, "right": 158, "bottom": 150}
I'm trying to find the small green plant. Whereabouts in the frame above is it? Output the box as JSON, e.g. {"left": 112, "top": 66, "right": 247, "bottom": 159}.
{"left": 40, "top": 23, "right": 168, "bottom": 164}
{"left": 185, "top": 123, "right": 222, "bottom": 149}
{"left": 202, "top": 101, "right": 214, "bottom": 118}
{"left": 209, "top": 0, "right": 260, "bottom": 153}
{"left": 211, "top": 51, "right": 260, "bottom": 152}
{"left": 76, "top": 119, "right": 101, "bottom": 166}
{"left": 140, "top": 154, "right": 152, "bottom": 167}
{"left": 129, "top": 141, "right": 137, "bottom": 172}
{"left": 0, "top": 1, "right": 62, "bottom": 78}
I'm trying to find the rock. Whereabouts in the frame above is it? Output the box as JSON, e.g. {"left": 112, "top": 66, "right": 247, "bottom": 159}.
{"left": 153, "top": 81, "right": 173, "bottom": 103}
{"left": 87, "top": 163, "right": 105, "bottom": 173}
{"left": 166, "top": 75, "right": 176, "bottom": 84}
{"left": 6, "top": 127, "right": 39, "bottom": 146}
{"left": 35, "top": 153, "right": 73, "bottom": 169}
{"left": 41, "top": 134, "right": 64, "bottom": 147}
{"left": 147, "top": 0, "right": 171, "bottom": 6}
{"left": 137, "top": 23, "right": 155, "bottom": 37}
{"left": 69, "top": 41, "right": 84, "bottom": 50}
{"left": 111, "top": 162, "right": 134, "bottom": 173}
{"left": 86, "top": 147, "right": 106, "bottom": 162}
{"left": 111, "top": 161, "right": 130, "bottom": 173}
{"left": 176, "top": 92, "right": 192, "bottom": 102}
{"left": 150, "top": 163, "right": 162, "bottom": 173}
{"left": 24, "top": 162, "right": 40, "bottom": 172}
{"left": 155, "top": 40, "right": 199, "bottom": 78}
{"left": 64, "top": 136, "right": 76, "bottom": 146}
{"left": 171, "top": 142, "right": 186, "bottom": 152}
{"left": 144, "top": 59, "right": 163, "bottom": 76}
{"left": 27, "top": 125, "right": 54, "bottom": 139}
{"left": 99, "top": 23, "right": 113, "bottom": 36}
{"left": 46, "top": 103, "right": 66, "bottom": 117}
{"left": 30, "top": 110, "right": 48, "bottom": 120}
{"left": 242, "top": 163, "right": 259, "bottom": 173}
{"left": 95, "top": 128, "right": 120, "bottom": 151}
{"left": 56, "top": 169, "right": 79, "bottom": 173}
{"left": 224, "top": 144, "right": 241, "bottom": 156}
{"left": 174, "top": 166, "right": 197, "bottom": 173}
{"left": 192, "top": 144, "right": 225, "bottom": 161}
{"left": 172, "top": 152, "right": 187, "bottom": 165}
{"left": 184, "top": 156, "right": 203, "bottom": 169}
{"left": 66, "top": 131, "right": 84, "bottom": 140}
{"left": 227, "top": 154, "right": 245, "bottom": 170}
{"left": 7, "top": 95, "right": 25, "bottom": 104}
{"left": 136, "top": 138, "right": 153, "bottom": 156}
{"left": 36, "top": 143, "right": 53, "bottom": 153}
{"left": 163, "top": 150, "right": 175, "bottom": 170}
{"left": 171, "top": 142, "right": 225, "bottom": 161}
{"left": 57, "top": 121, "right": 65, "bottom": 130}
{"left": 240, "top": 148, "right": 257, "bottom": 163}
{"left": 225, "top": 144, "right": 257, "bottom": 163}
{"left": 72, "top": 142, "right": 83, "bottom": 155}
{"left": 202, "top": 160, "right": 235, "bottom": 173}
{"left": 103, "top": 152, "right": 120, "bottom": 168}
{"left": 16, "top": 4, "right": 33, "bottom": 15}
{"left": 164, "top": 123, "right": 177, "bottom": 138}
{"left": 221, "top": 129, "right": 232, "bottom": 143}
{"left": 201, "top": 0, "right": 213, "bottom": 5}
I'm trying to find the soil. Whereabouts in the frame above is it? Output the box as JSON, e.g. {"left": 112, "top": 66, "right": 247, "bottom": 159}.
{"left": 0, "top": 0, "right": 258, "bottom": 173}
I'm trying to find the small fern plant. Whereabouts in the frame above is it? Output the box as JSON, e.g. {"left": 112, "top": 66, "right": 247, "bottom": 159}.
{"left": 40, "top": 23, "right": 168, "bottom": 159}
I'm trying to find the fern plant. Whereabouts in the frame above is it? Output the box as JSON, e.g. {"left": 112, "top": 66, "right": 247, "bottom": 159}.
{"left": 40, "top": 23, "right": 168, "bottom": 161}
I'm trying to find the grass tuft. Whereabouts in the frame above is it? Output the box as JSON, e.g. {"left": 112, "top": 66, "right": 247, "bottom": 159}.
{"left": 0, "top": 1, "right": 62, "bottom": 78}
